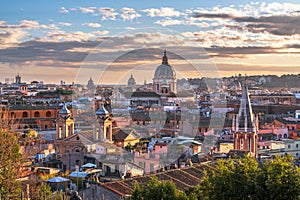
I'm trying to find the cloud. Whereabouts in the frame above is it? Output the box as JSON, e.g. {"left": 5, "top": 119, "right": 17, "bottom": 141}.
{"left": 44, "top": 30, "right": 101, "bottom": 42}
{"left": 0, "top": 20, "right": 56, "bottom": 30}
{"left": 124, "top": 27, "right": 136, "bottom": 30}
{"left": 82, "top": 23, "right": 101, "bottom": 28}
{"left": 59, "top": 7, "right": 69, "bottom": 13}
{"left": 186, "top": 18, "right": 210, "bottom": 28}
{"left": 142, "top": 7, "right": 181, "bottom": 17}
{"left": 93, "top": 30, "right": 109, "bottom": 35}
{"left": 190, "top": 2, "right": 300, "bottom": 36}
{"left": 98, "top": 7, "right": 118, "bottom": 21}
{"left": 120, "top": 7, "right": 141, "bottom": 21}
{"left": 20, "top": 20, "right": 42, "bottom": 29}
{"left": 192, "top": 13, "right": 233, "bottom": 19}
{"left": 58, "top": 22, "right": 72, "bottom": 27}
{"left": 155, "top": 18, "right": 184, "bottom": 27}
{"left": 0, "top": 20, "right": 54, "bottom": 48}
{"left": 235, "top": 15, "right": 300, "bottom": 36}
{"left": 0, "top": 29, "right": 27, "bottom": 48}
{"left": 79, "top": 7, "right": 97, "bottom": 14}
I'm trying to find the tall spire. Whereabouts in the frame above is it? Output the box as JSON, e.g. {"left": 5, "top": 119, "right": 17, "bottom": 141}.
{"left": 237, "top": 77, "right": 255, "bottom": 132}
{"left": 162, "top": 49, "right": 168, "bottom": 65}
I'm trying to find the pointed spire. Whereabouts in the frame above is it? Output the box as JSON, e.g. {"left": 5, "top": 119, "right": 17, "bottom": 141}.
{"left": 162, "top": 49, "right": 168, "bottom": 65}
{"left": 237, "top": 76, "right": 255, "bottom": 132}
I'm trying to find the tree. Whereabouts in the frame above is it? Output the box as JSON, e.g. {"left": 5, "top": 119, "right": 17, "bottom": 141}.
{"left": 257, "top": 154, "right": 300, "bottom": 200}
{"left": 131, "top": 176, "right": 184, "bottom": 200}
{"left": 25, "top": 129, "right": 38, "bottom": 138}
{"left": 186, "top": 155, "right": 300, "bottom": 200}
{"left": 199, "top": 157, "right": 260, "bottom": 199}
{"left": 0, "top": 130, "right": 23, "bottom": 199}
{"left": 193, "top": 156, "right": 260, "bottom": 200}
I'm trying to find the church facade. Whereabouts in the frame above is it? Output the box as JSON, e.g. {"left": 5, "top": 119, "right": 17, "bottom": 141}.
{"left": 232, "top": 78, "right": 258, "bottom": 156}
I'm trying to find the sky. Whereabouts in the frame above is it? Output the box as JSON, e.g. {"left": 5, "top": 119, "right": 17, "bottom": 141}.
{"left": 1, "top": 0, "right": 300, "bottom": 84}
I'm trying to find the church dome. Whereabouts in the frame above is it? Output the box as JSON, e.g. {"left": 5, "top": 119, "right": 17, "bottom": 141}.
{"left": 96, "top": 105, "right": 109, "bottom": 115}
{"left": 59, "top": 102, "right": 70, "bottom": 115}
{"left": 154, "top": 50, "right": 175, "bottom": 80}
{"left": 127, "top": 74, "right": 136, "bottom": 87}
{"left": 87, "top": 77, "right": 95, "bottom": 89}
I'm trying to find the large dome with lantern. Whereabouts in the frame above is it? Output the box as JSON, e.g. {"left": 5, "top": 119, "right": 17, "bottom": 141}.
{"left": 154, "top": 50, "right": 176, "bottom": 80}
{"left": 153, "top": 50, "right": 177, "bottom": 94}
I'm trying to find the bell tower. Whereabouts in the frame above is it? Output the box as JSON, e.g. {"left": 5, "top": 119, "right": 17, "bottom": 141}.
{"left": 232, "top": 78, "right": 258, "bottom": 156}
{"left": 96, "top": 103, "right": 113, "bottom": 142}
{"left": 56, "top": 102, "right": 74, "bottom": 139}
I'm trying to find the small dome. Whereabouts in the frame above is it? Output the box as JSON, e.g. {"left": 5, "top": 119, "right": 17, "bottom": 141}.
{"left": 154, "top": 50, "right": 175, "bottom": 79}
{"left": 127, "top": 74, "right": 136, "bottom": 87}
{"left": 96, "top": 105, "right": 109, "bottom": 115}
{"left": 87, "top": 77, "right": 95, "bottom": 89}
{"left": 59, "top": 102, "right": 70, "bottom": 114}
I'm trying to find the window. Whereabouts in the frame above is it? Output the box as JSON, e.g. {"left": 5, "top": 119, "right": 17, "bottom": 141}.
{"left": 150, "top": 163, "right": 154, "bottom": 173}
{"left": 34, "top": 111, "right": 40, "bottom": 118}
{"left": 11, "top": 112, "right": 16, "bottom": 118}
{"left": 75, "top": 160, "right": 80, "bottom": 166}
{"left": 288, "top": 145, "right": 291, "bottom": 149}
{"left": 22, "top": 112, "right": 28, "bottom": 118}
{"left": 44, "top": 124, "right": 48, "bottom": 129}
{"left": 296, "top": 144, "right": 299, "bottom": 148}
{"left": 46, "top": 111, "right": 51, "bottom": 117}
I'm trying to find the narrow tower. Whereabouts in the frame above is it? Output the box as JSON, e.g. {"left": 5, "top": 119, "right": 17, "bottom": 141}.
{"left": 96, "top": 104, "right": 113, "bottom": 142}
{"left": 56, "top": 102, "right": 74, "bottom": 139}
{"left": 232, "top": 78, "right": 258, "bottom": 156}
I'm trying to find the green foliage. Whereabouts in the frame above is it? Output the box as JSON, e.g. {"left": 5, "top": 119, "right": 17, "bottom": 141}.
{"left": 37, "top": 88, "right": 73, "bottom": 97}
{"left": 40, "top": 189, "right": 65, "bottom": 200}
{"left": 131, "top": 176, "right": 184, "bottom": 200}
{"left": 198, "top": 156, "right": 260, "bottom": 200}
{"left": 38, "top": 183, "right": 52, "bottom": 200}
{"left": 257, "top": 154, "right": 300, "bottom": 200}
{"left": 25, "top": 129, "right": 38, "bottom": 138}
{"left": 131, "top": 155, "right": 300, "bottom": 200}
{"left": 185, "top": 155, "right": 300, "bottom": 200}
{"left": 0, "top": 130, "right": 23, "bottom": 199}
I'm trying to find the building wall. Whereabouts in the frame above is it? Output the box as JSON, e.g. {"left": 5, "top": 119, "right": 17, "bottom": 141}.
{"left": 7, "top": 108, "right": 59, "bottom": 130}
{"left": 219, "top": 143, "right": 234, "bottom": 153}
{"left": 134, "top": 152, "right": 160, "bottom": 174}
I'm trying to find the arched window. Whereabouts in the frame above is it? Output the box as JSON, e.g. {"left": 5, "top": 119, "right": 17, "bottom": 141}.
{"left": 46, "top": 111, "right": 51, "bottom": 117}
{"left": 34, "top": 111, "right": 40, "bottom": 118}
{"left": 11, "top": 112, "right": 16, "bottom": 118}
{"left": 22, "top": 112, "right": 28, "bottom": 118}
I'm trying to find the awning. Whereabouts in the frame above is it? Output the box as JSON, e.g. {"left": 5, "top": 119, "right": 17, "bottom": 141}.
{"left": 81, "top": 163, "right": 97, "bottom": 168}
{"left": 68, "top": 171, "right": 88, "bottom": 178}
{"left": 47, "top": 176, "right": 69, "bottom": 183}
